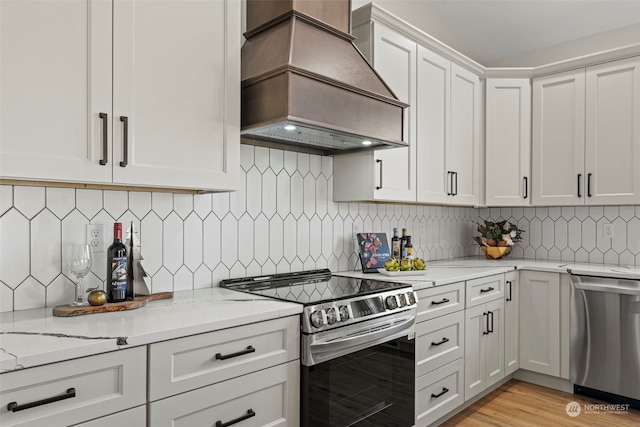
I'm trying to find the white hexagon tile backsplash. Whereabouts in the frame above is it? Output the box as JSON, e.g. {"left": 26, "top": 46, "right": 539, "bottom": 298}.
{"left": 1, "top": 145, "right": 639, "bottom": 312}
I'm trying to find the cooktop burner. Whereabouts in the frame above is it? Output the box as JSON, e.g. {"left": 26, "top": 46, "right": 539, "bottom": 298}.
{"left": 220, "top": 269, "right": 410, "bottom": 306}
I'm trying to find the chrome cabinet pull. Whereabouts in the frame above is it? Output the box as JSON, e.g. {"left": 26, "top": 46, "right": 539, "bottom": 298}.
{"left": 431, "top": 298, "right": 450, "bottom": 305}
{"left": 214, "top": 345, "right": 255, "bottom": 361}
{"left": 431, "top": 337, "right": 450, "bottom": 347}
{"left": 7, "top": 388, "right": 76, "bottom": 412}
{"left": 99, "top": 113, "right": 108, "bottom": 165}
{"left": 375, "top": 159, "right": 383, "bottom": 190}
{"left": 431, "top": 387, "right": 449, "bottom": 399}
{"left": 216, "top": 409, "right": 255, "bottom": 427}
{"left": 119, "top": 116, "right": 128, "bottom": 167}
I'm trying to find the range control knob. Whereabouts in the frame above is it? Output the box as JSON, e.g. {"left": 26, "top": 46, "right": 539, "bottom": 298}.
{"left": 407, "top": 292, "right": 416, "bottom": 305}
{"left": 385, "top": 295, "right": 398, "bottom": 310}
{"left": 325, "top": 307, "right": 337, "bottom": 325}
{"left": 398, "top": 293, "right": 407, "bottom": 307}
{"left": 339, "top": 305, "right": 350, "bottom": 322}
{"left": 310, "top": 310, "right": 325, "bottom": 328}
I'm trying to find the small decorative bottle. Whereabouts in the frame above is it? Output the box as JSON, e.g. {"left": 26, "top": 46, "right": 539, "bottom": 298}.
{"left": 391, "top": 228, "right": 401, "bottom": 258}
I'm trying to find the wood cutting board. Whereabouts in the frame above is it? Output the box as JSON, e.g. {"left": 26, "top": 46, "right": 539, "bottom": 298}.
{"left": 52, "top": 292, "right": 173, "bottom": 317}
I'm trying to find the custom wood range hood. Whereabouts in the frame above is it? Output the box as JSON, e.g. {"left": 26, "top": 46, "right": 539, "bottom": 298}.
{"left": 241, "top": 0, "right": 408, "bottom": 154}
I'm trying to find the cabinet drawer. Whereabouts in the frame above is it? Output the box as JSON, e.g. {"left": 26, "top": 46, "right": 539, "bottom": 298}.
{"left": 149, "top": 360, "right": 299, "bottom": 427}
{"left": 416, "top": 311, "right": 465, "bottom": 377}
{"left": 74, "top": 406, "right": 146, "bottom": 426}
{"left": 0, "top": 347, "right": 146, "bottom": 427}
{"left": 466, "top": 274, "right": 504, "bottom": 307}
{"left": 415, "top": 358, "right": 464, "bottom": 427}
{"left": 149, "top": 316, "right": 299, "bottom": 401}
{"left": 416, "top": 282, "right": 465, "bottom": 322}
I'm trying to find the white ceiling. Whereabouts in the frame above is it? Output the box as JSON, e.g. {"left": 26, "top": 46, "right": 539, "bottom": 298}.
{"left": 353, "top": 0, "right": 640, "bottom": 66}
{"left": 433, "top": 0, "right": 640, "bottom": 64}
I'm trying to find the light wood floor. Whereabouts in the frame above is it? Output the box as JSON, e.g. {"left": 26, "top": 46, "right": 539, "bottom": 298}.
{"left": 441, "top": 380, "right": 640, "bottom": 427}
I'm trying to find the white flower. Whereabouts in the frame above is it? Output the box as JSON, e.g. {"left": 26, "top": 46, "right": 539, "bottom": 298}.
{"left": 510, "top": 230, "right": 517, "bottom": 238}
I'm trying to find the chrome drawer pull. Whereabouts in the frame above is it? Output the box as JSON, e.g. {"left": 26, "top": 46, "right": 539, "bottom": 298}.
{"left": 431, "top": 337, "right": 450, "bottom": 347}
{"left": 431, "top": 298, "right": 450, "bottom": 305}
{"left": 479, "top": 287, "right": 495, "bottom": 293}
{"left": 216, "top": 409, "right": 255, "bottom": 427}
{"left": 7, "top": 387, "right": 76, "bottom": 412}
{"left": 215, "top": 345, "right": 255, "bottom": 361}
{"left": 431, "top": 387, "right": 449, "bottom": 399}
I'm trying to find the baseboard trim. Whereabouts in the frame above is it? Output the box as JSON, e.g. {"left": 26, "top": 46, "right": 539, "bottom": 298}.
{"left": 513, "top": 369, "right": 573, "bottom": 393}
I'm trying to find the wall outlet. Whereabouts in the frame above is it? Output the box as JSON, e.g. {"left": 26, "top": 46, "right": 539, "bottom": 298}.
{"left": 87, "top": 224, "right": 105, "bottom": 252}
{"left": 604, "top": 223, "right": 615, "bottom": 239}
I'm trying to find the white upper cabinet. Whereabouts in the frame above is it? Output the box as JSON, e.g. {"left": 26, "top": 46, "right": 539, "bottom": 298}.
{"left": 584, "top": 56, "right": 640, "bottom": 205}
{"left": 449, "top": 64, "right": 481, "bottom": 205}
{"left": 334, "top": 22, "right": 416, "bottom": 202}
{"left": 485, "top": 79, "right": 531, "bottom": 206}
{"left": 416, "top": 47, "right": 450, "bottom": 204}
{"left": 532, "top": 56, "right": 640, "bottom": 206}
{"left": 335, "top": 10, "right": 481, "bottom": 206}
{"left": 0, "top": 0, "right": 113, "bottom": 184}
{"left": 0, "top": 0, "right": 240, "bottom": 192}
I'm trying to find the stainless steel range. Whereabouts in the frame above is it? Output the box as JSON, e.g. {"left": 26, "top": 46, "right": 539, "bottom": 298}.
{"left": 221, "top": 269, "right": 417, "bottom": 427}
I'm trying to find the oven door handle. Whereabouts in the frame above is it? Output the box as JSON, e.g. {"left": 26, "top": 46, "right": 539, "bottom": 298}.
{"left": 309, "top": 316, "right": 415, "bottom": 355}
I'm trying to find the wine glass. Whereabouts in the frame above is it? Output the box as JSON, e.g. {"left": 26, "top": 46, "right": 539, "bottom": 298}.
{"left": 67, "top": 244, "right": 93, "bottom": 306}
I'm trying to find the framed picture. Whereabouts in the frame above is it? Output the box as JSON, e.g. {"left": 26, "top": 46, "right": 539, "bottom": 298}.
{"left": 356, "top": 233, "right": 391, "bottom": 273}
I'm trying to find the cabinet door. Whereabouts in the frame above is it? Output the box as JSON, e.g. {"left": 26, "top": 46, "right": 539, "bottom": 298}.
{"left": 585, "top": 56, "right": 640, "bottom": 205}
{"left": 0, "top": 0, "right": 113, "bottom": 184}
{"left": 532, "top": 69, "right": 586, "bottom": 206}
{"left": 112, "top": 0, "right": 240, "bottom": 191}
{"left": 519, "top": 271, "right": 560, "bottom": 376}
{"left": 416, "top": 46, "right": 450, "bottom": 204}
{"left": 370, "top": 23, "right": 416, "bottom": 202}
{"left": 448, "top": 64, "right": 480, "bottom": 206}
{"left": 485, "top": 79, "right": 531, "bottom": 206}
{"left": 504, "top": 271, "right": 519, "bottom": 376}
{"left": 464, "top": 304, "right": 486, "bottom": 401}
{"left": 485, "top": 298, "right": 505, "bottom": 388}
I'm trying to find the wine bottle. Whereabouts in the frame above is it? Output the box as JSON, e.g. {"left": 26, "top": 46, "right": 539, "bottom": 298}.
{"left": 400, "top": 228, "right": 408, "bottom": 258}
{"left": 404, "top": 235, "right": 414, "bottom": 259}
{"left": 126, "top": 222, "right": 135, "bottom": 301}
{"left": 391, "top": 228, "right": 401, "bottom": 258}
{"left": 107, "top": 222, "right": 128, "bottom": 303}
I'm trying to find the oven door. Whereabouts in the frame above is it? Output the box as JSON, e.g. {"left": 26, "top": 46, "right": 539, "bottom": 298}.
{"left": 301, "top": 312, "right": 415, "bottom": 427}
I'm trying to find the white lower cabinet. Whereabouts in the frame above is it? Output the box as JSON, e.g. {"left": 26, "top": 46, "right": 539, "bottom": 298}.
{"left": 414, "top": 283, "right": 465, "bottom": 426}
{"left": 0, "top": 347, "right": 146, "bottom": 427}
{"left": 73, "top": 406, "right": 146, "bottom": 427}
{"left": 464, "top": 298, "right": 505, "bottom": 401}
{"left": 504, "top": 271, "right": 519, "bottom": 376}
{"left": 415, "top": 358, "right": 464, "bottom": 427}
{"left": 519, "top": 271, "right": 560, "bottom": 376}
{"left": 148, "top": 316, "right": 300, "bottom": 426}
{"left": 149, "top": 360, "right": 299, "bottom": 427}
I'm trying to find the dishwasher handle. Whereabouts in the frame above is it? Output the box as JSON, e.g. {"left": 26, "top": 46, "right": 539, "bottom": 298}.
{"left": 570, "top": 275, "right": 640, "bottom": 295}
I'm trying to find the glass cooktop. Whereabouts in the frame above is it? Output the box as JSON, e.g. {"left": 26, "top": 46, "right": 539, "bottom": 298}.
{"left": 220, "top": 269, "right": 410, "bottom": 305}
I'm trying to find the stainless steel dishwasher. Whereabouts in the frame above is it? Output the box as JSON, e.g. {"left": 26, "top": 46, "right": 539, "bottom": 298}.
{"left": 570, "top": 275, "right": 640, "bottom": 408}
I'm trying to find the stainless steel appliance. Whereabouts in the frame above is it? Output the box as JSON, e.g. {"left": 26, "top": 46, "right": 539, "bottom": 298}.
{"left": 221, "top": 269, "right": 416, "bottom": 426}
{"left": 570, "top": 275, "right": 640, "bottom": 408}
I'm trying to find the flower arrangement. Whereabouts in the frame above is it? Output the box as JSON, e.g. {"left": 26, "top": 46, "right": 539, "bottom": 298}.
{"left": 474, "top": 220, "right": 525, "bottom": 259}
{"left": 475, "top": 220, "right": 524, "bottom": 247}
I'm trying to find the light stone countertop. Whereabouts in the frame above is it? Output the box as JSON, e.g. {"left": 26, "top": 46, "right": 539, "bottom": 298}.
{"left": 0, "top": 287, "right": 302, "bottom": 372}
{"left": 2, "top": 257, "right": 639, "bottom": 373}
{"left": 334, "top": 257, "right": 640, "bottom": 290}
